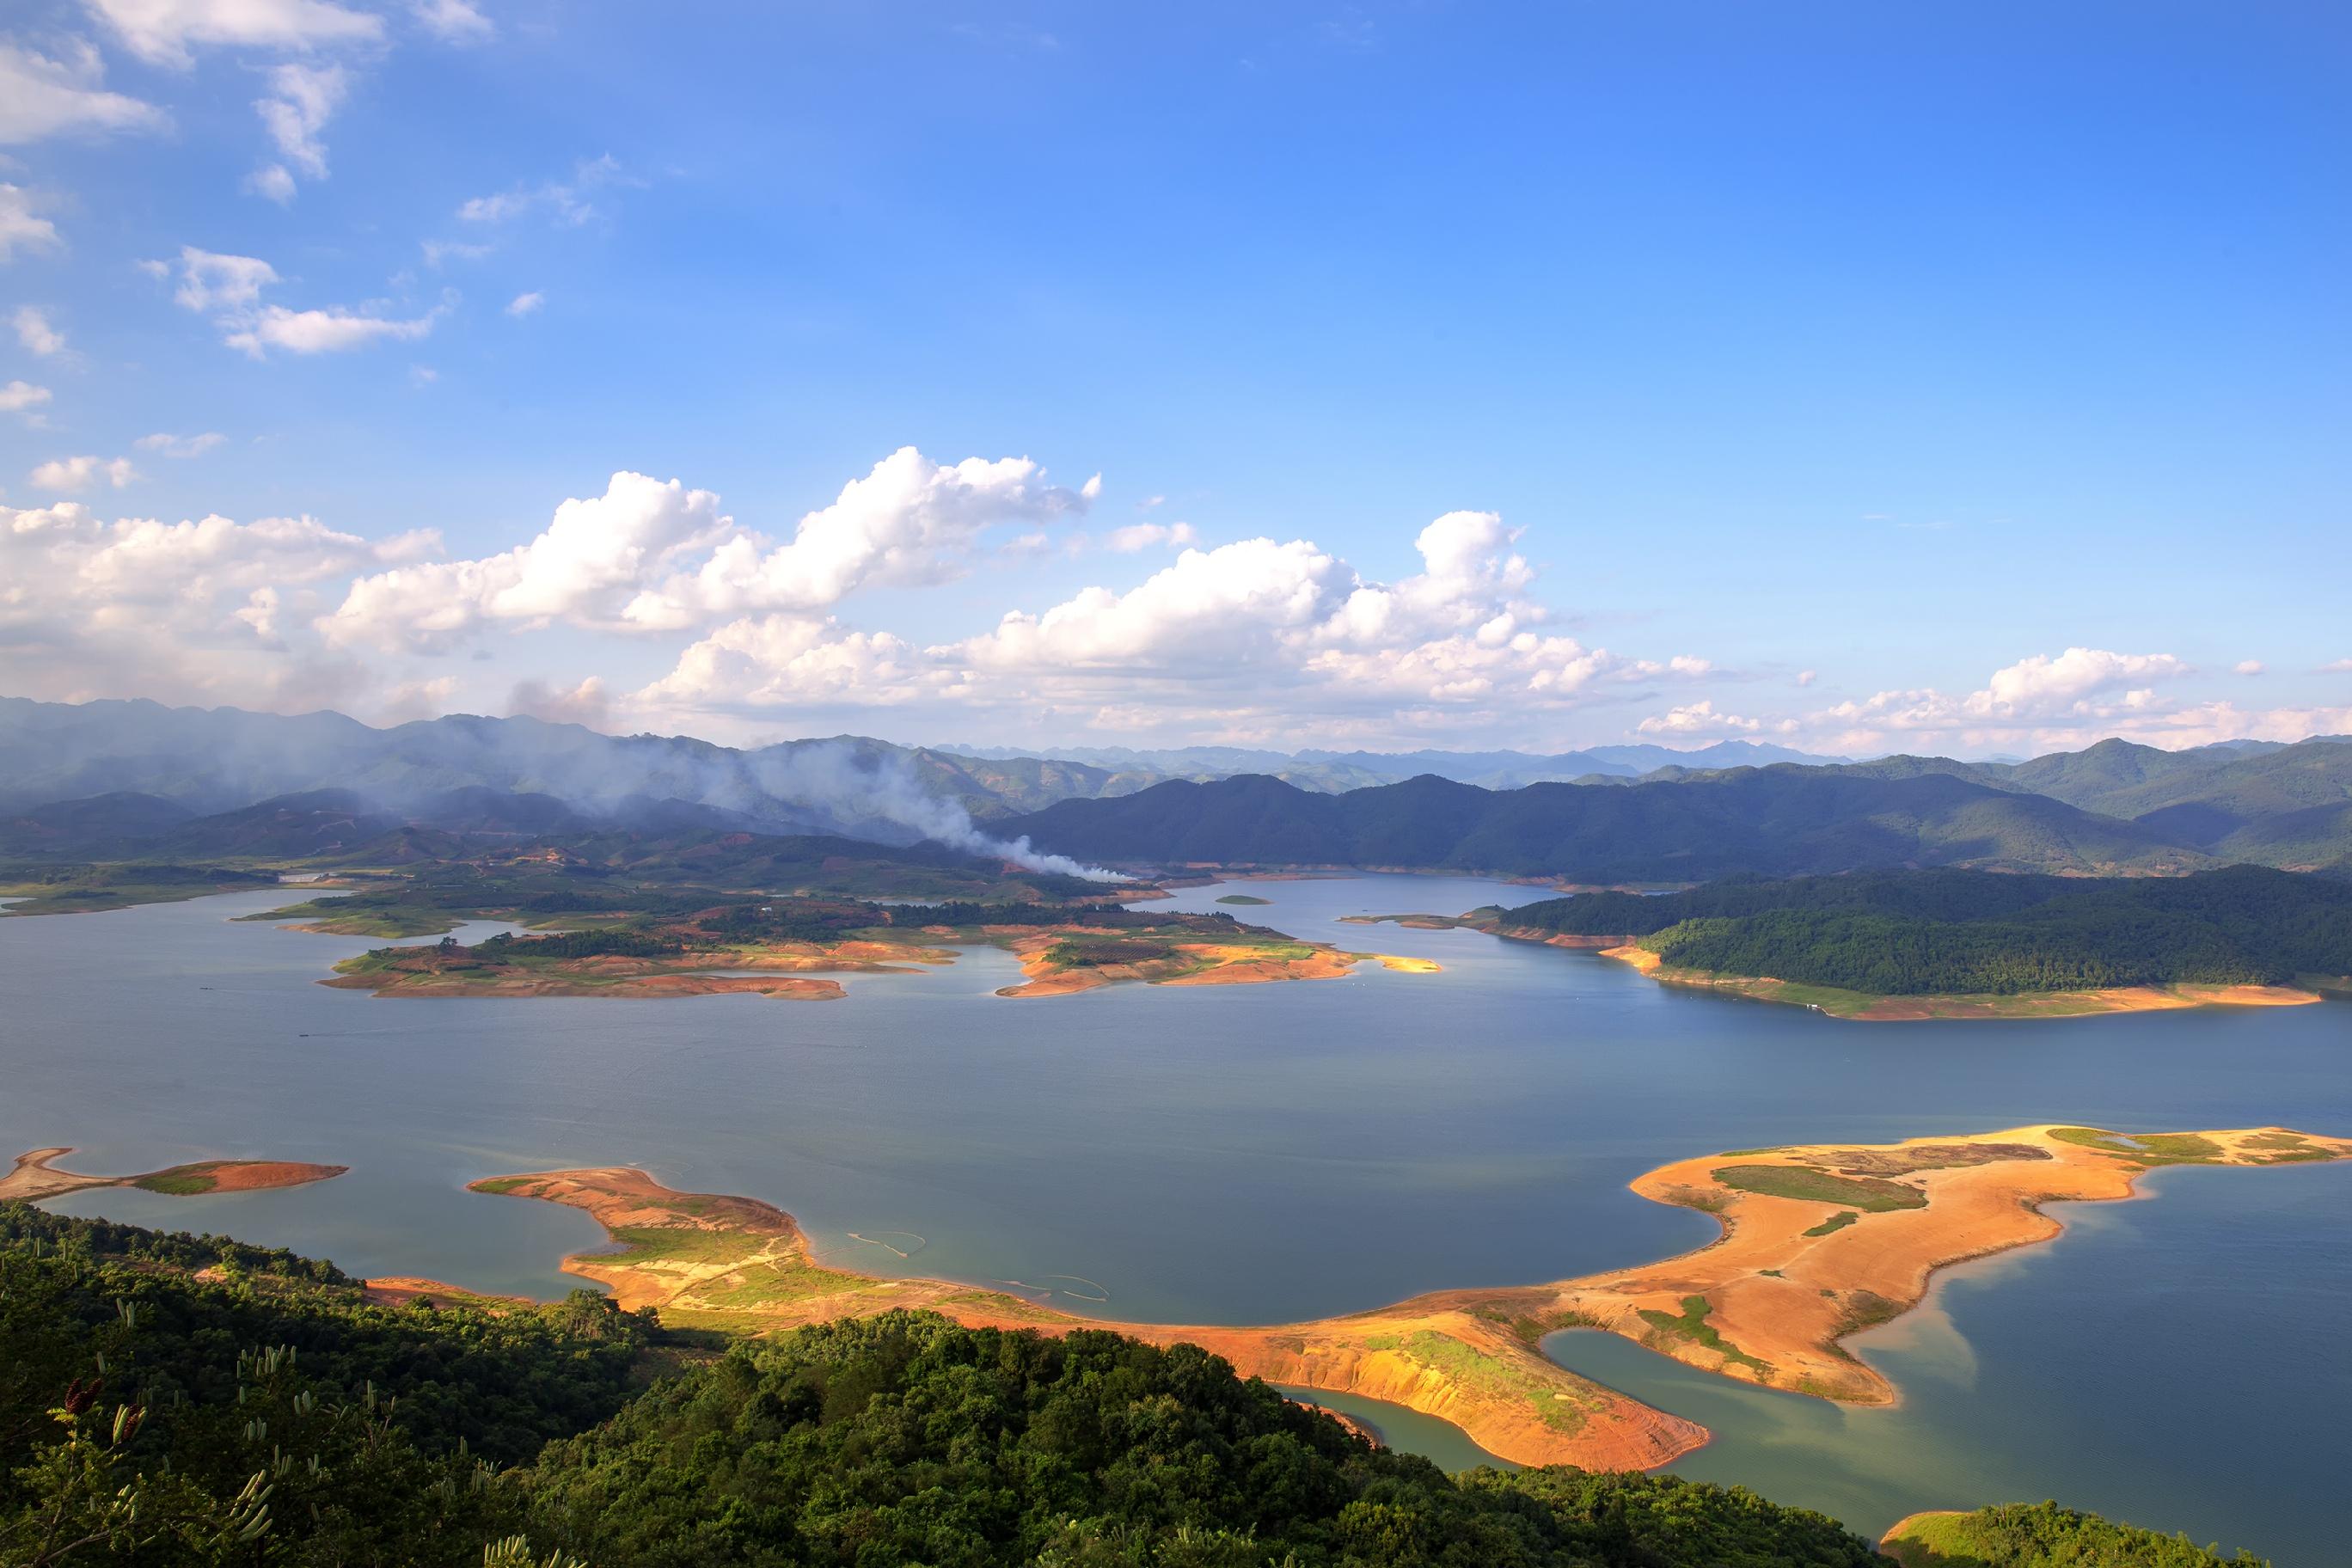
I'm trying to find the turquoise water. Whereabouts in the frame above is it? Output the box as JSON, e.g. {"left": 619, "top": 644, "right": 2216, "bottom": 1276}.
{"left": 4, "top": 877, "right": 2348, "bottom": 1560}
{"left": 1271, "top": 1385, "right": 1510, "bottom": 1474}
{"left": 1545, "top": 1158, "right": 2352, "bottom": 1563}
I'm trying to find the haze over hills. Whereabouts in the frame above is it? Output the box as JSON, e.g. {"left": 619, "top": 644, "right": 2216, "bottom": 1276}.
{"left": 0, "top": 697, "right": 1848, "bottom": 842}
{"left": 4, "top": 697, "right": 2349, "bottom": 881}
{"left": 945, "top": 738, "right": 1849, "bottom": 791}
{"left": 1000, "top": 740, "right": 2352, "bottom": 880}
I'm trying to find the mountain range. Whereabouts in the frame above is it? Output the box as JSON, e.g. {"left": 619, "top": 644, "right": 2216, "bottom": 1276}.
{"left": 3, "top": 697, "right": 2347, "bottom": 881}
{"left": 997, "top": 738, "right": 2352, "bottom": 881}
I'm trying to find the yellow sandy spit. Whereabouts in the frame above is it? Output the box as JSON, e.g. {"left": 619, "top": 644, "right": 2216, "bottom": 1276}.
{"left": 424, "top": 1121, "right": 2347, "bottom": 1473}
{"left": 3, "top": 1146, "right": 346, "bottom": 1202}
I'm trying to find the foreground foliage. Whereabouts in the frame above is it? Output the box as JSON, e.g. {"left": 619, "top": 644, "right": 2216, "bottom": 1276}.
{"left": 0, "top": 1207, "right": 2275, "bottom": 1566}
{"left": 1880, "top": 1501, "right": 2267, "bottom": 1566}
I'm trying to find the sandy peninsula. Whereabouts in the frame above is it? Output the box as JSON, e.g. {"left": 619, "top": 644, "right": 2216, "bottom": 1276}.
{"left": 1606, "top": 944, "right": 2324, "bottom": 1020}
{"left": 3, "top": 1145, "right": 347, "bottom": 1202}
{"left": 441, "top": 1120, "right": 2347, "bottom": 1472}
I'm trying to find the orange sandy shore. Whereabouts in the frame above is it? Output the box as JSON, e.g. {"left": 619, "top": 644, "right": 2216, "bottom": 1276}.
{"left": 3, "top": 1146, "right": 347, "bottom": 1203}
{"left": 993, "top": 934, "right": 1434, "bottom": 998}
{"left": 428, "top": 1122, "right": 2348, "bottom": 1472}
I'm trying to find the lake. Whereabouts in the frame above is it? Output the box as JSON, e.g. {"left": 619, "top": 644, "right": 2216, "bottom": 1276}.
{"left": 4, "top": 875, "right": 2346, "bottom": 1561}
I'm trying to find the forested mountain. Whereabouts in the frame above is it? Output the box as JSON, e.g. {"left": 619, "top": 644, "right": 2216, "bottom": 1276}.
{"left": 1000, "top": 770, "right": 2211, "bottom": 879}
{"left": 0, "top": 1205, "right": 1908, "bottom": 1568}
{"left": 1841, "top": 738, "right": 2352, "bottom": 869}
{"left": 8, "top": 699, "right": 2349, "bottom": 879}
{"left": 1500, "top": 866, "right": 2352, "bottom": 996}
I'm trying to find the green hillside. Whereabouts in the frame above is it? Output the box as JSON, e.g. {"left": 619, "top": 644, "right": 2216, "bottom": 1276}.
{"left": 1842, "top": 738, "right": 2352, "bottom": 867}
{"left": 1881, "top": 1501, "right": 2266, "bottom": 1567}
{"left": 0, "top": 1204, "right": 1901, "bottom": 1567}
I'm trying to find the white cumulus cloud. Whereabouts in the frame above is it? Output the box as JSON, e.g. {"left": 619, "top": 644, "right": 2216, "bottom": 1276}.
{"left": 166, "top": 247, "right": 280, "bottom": 311}
{"left": 1, "top": 380, "right": 52, "bottom": 415}
{"left": 13, "top": 306, "right": 65, "bottom": 355}
{"left": 0, "top": 39, "right": 168, "bottom": 144}
{"left": 618, "top": 446, "right": 1099, "bottom": 631}
{"left": 250, "top": 61, "right": 348, "bottom": 196}
{"left": 30, "top": 455, "right": 139, "bottom": 492}
{"left": 0, "top": 185, "right": 63, "bottom": 260}
{"left": 505, "top": 290, "right": 543, "bottom": 316}
{"left": 320, "top": 470, "right": 735, "bottom": 652}
{"left": 224, "top": 302, "right": 445, "bottom": 357}
{"left": 159, "top": 248, "right": 448, "bottom": 356}
{"left": 1106, "top": 521, "right": 1197, "bottom": 552}
{"left": 135, "top": 431, "right": 228, "bottom": 456}
{"left": 413, "top": 0, "right": 493, "bottom": 42}
{"left": 85, "top": 0, "right": 384, "bottom": 68}
{"left": 638, "top": 503, "right": 1710, "bottom": 737}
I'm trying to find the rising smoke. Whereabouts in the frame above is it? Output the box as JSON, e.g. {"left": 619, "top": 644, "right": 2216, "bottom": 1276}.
{"left": 0, "top": 701, "right": 1124, "bottom": 881}
{"left": 741, "top": 744, "right": 1122, "bottom": 881}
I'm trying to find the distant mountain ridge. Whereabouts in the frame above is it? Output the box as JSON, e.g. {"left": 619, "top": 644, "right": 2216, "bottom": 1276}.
{"left": 995, "top": 768, "right": 2230, "bottom": 880}
{"left": 4, "top": 697, "right": 2348, "bottom": 880}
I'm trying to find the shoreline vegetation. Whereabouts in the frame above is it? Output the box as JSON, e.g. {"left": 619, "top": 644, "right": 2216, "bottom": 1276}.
{"left": 72, "top": 1120, "right": 2324, "bottom": 1476}
{"left": 318, "top": 907, "right": 1438, "bottom": 1001}
{"left": 1350, "top": 864, "right": 2352, "bottom": 1020}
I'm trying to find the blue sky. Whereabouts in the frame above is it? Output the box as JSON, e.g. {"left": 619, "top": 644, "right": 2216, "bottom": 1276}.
{"left": 3, "top": 0, "right": 2347, "bottom": 756}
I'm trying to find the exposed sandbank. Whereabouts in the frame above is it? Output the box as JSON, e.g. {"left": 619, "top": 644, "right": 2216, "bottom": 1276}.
{"left": 3, "top": 1146, "right": 347, "bottom": 1202}
{"left": 444, "top": 1122, "right": 2345, "bottom": 1471}
{"left": 992, "top": 933, "right": 1436, "bottom": 998}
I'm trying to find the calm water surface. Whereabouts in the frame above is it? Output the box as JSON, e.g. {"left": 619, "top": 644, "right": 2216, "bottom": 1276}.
{"left": 3, "top": 877, "right": 2346, "bottom": 1560}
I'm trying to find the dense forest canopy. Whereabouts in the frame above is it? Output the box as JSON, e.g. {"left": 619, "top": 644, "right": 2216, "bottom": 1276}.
{"left": 1504, "top": 867, "right": 2352, "bottom": 995}
{"left": 0, "top": 1205, "right": 1904, "bottom": 1567}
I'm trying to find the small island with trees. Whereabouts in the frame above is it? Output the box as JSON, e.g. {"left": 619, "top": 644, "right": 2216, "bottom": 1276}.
{"left": 1357, "top": 866, "right": 2352, "bottom": 1020}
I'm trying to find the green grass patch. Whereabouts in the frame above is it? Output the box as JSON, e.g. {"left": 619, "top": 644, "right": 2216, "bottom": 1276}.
{"left": 1803, "top": 1210, "right": 1860, "bottom": 1238}
{"left": 470, "top": 1177, "right": 531, "bottom": 1195}
{"left": 1396, "top": 1329, "right": 1592, "bottom": 1434}
{"left": 2048, "top": 1127, "right": 2224, "bottom": 1164}
{"left": 1883, "top": 1501, "right": 2266, "bottom": 1567}
{"left": 1712, "top": 1165, "right": 1926, "bottom": 1212}
{"left": 693, "top": 1258, "right": 873, "bottom": 1310}
{"left": 598, "top": 1226, "right": 769, "bottom": 1270}
{"left": 1831, "top": 1289, "right": 1903, "bottom": 1338}
{"left": 132, "top": 1167, "right": 220, "bottom": 1195}
{"left": 1636, "top": 1295, "right": 1771, "bottom": 1375}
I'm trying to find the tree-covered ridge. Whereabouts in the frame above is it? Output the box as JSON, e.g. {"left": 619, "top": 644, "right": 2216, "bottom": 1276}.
{"left": 1502, "top": 870, "right": 2090, "bottom": 937}
{"left": 1881, "top": 1501, "right": 2268, "bottom": 1566}
{"left": 1504, "top": 867, "right": 2352, "bottom": 996}
{"left": 1, "top": 1205, "right": 1887, "bottom": 1568}
{"left": 4, "top": 1204, "right": 2300, "bottom": 1565}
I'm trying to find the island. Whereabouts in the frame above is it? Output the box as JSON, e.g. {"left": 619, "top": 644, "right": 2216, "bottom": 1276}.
{"left": 408, "top": 1121, "right": 2347, "bottom": 1471}
{"left": 2, "top": 1145, "right": 346, "bottom": 1202}
{"left": 1351, "top": 864, "right": 2352, "bottom": 1020}
{"left": 319, "top": 897, "right": 1435, "bottom": 1001}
